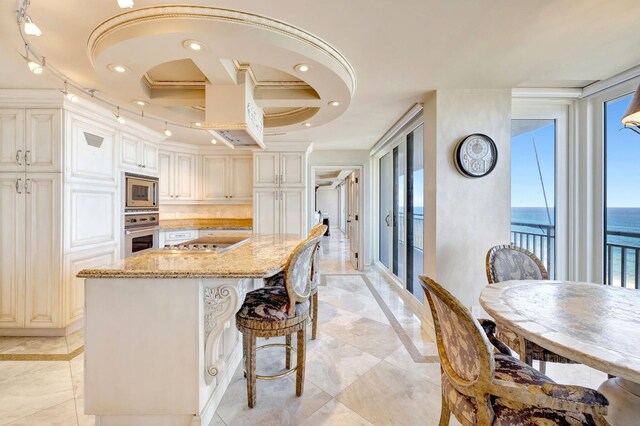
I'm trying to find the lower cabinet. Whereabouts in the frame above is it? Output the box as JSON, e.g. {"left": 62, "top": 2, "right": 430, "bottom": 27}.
{"left": 253, "top": 188, "right": 305, "bottom": 236}
{"left": 0, "top": 173, "right": 62, "bottom": 328}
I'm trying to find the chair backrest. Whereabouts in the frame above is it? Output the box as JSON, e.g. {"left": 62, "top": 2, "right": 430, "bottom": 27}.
{"left": 420, "top": 276, "right": 494, "bottom": 396}
{"left": 307, "top": 224, "right": 326, "bottom": 286}
{"left": 486, "top": 244, "right": 548, "bottom": 284}
{"left": 284, "top": 229, "right": 325, "bottom": 315}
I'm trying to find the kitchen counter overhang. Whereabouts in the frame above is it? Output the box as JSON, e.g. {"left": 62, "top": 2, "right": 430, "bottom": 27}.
{"left": 77, "top": 234, "right": 302, "bottom": 279}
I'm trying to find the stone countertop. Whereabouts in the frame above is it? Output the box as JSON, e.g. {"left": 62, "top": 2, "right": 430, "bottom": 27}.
{"left": 77, "top": 234, "right": 302, "bottom": 279}
{"left": 160, "top": 218, "right": 253, "bottom": 230}
{"left": 480, "top": 280, "right": 640, "bottom": 383}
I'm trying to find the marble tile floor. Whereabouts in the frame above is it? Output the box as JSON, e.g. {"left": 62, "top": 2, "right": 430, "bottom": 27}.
{"left": 0, "top": 231, "right": 608, "bottom": 425}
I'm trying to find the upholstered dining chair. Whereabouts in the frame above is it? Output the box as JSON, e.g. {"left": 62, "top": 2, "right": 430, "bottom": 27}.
{"left": 486, "top": 244, "right": 577, "bottom": 373}
{"left": 420, "top": 275, "right": 610, "bottom": 426}
{"left": 235, "top": 229, "right": 325, "bottom": 408}
{"left": 264, "top": 222, "right": 325, "bottom": 340}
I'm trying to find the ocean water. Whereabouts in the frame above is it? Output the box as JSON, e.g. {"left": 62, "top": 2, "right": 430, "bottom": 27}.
{"left": 511, "top": 207, "right": 640, "bottom": 286}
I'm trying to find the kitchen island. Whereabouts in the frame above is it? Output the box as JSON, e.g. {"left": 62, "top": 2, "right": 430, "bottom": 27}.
{"left": 77, "top": 234, "right": 303, "bottom": 426}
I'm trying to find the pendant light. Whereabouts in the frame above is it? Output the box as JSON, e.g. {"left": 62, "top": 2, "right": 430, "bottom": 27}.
{"left": 622, "top": 83, "right": 640, "bottom": 135}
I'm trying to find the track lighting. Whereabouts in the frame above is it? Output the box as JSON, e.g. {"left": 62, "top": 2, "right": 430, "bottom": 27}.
{"left": 164, "top": 122, "right": 172, "bottom": 137}
{"left": 115, "top": 107, "right": 126, "bottom": 124}
{"left": 211, "top": 138, "right": 217, "bottom": 145}
{"left": 23, "top": 16, "right": 41, "bottom": 36}
{"left": 28, "top": 60, "right": 43, "bottom": 74}
{"left": 62, "top": 81, "right": 78, "bottom": 102}
{"left": 117, "top": 0, "right": 134, "bottom": 8}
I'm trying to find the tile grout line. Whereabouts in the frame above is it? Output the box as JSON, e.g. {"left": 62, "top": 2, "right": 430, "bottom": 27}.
{"left": 321, "top": 273, "right": 438, "bottom": 364}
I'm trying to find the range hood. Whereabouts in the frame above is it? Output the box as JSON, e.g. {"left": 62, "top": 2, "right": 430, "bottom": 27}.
{"left": 204, "top": 72, "right": 265, "bottom": 149}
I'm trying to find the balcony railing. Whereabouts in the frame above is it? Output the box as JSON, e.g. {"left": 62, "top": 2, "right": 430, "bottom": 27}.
{"left": 510, "top": 222, "right": 555, "bottom": 278}
{"left": 605, "top": 230, "right": 640, "bottom": 288}
{"left": 398, "top": 213, "right": 424, "bottom": 251}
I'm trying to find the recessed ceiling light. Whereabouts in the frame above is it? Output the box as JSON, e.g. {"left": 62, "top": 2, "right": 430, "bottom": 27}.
{"left": 117, "top": 0, "right": 134, "bottom": 8}
{"left": 211, "top": 138, "right": 217, "bottom": 145}
{"left": 133, "top": 100, "right": 147, "bottom": 106}
{"left": 294, "top": 64, "right": 311, "bottom": 73}
{"left": 108, "top": 64, "right": 130, "bottom": 74}
{"left": 183, "top": 40, "right": 206, "bottom": 52}
{"left": 302, "top": 122, "right": 312, "bottom": 127}
{"left": 328, "top": 100, "right": 341, "bottom": 107}
{"left": 192, "top": 122, "right": 202, "bottom": 127}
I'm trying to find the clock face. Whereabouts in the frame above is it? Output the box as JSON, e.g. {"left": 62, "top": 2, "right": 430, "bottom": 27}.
{"left": 455, "top": 134, "right": 497, "bottom": 178}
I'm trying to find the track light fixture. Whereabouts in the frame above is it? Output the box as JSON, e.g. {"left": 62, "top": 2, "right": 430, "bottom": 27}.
{"left": 62, "top": 81, "right": 78, "bottom": 102}
{"left": 164, "top": 122, "right": 172, "bottom": 137}
{"left": 115, "top": 107, "right": 126, "bottom": 124}
{"left": 24, "top": 46, "right": 44, "bottom": 74}
{"left": 23, "top": 16, "right": 41, "bottom": 36}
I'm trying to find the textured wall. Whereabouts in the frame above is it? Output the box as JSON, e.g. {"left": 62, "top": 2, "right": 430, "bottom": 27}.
{"left": 423, "top": 89, "right": 511, "bottom": 309}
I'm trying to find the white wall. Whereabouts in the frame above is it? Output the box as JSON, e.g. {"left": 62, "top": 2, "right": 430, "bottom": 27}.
{"left": 316, "top": 187, "right": 339, "bottom": 228}
{"left": 423, "top": 89, "right": 511, "bottom": 309}
{"left": 308, "top": 150, "right": 371, "bottom": 265}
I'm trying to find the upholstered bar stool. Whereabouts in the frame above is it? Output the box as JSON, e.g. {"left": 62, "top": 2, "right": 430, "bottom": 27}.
{"left": 263, "top": 223, "right": 325, "bottom": 340}
{"left": 235, "top": 231, "right": 324, "bottom": 408}
{"left": 486, "top": 244, "right": 577, "bottom": 374}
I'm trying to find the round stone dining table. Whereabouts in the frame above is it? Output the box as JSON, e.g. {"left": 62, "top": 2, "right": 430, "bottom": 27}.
{"left": 479, "top": 280, "right": 640, "bottom": 426}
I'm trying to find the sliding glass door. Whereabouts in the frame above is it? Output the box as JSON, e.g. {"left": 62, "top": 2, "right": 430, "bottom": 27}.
{"left": 377, "top": 123, "right": 424, "bottom": 302}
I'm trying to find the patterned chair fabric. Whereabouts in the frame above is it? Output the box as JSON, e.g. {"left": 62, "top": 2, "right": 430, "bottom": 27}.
{"left": 488, "top": 245, "right": 547, "bottom": 283}
{"left": 237, "top": 287, "right": 309, "bottom": 322}
{"left": 420, "top": 276, "right": 609, "bottom": 426}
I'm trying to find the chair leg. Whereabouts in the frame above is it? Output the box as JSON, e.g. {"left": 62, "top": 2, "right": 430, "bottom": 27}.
{"left": 244, "top": 333, "right": 257, "bottom": 408}
{"left": 285, "top": 334, "right": 292, "bottom": 369}
{"left": 439, "top": 393, "right": 451, "bottom": 426}
{"left": 296, "top": 323, "right": 306, "bottom": 397}
{"left": 539, "top": 360, "right": 547, "bottom": 375}
{"left": 311, "top": 292, "right": 319, "bottom": 340}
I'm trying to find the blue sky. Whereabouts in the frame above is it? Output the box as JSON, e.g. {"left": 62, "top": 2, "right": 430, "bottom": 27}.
{"left": 511, "top": 120, "right": 556, "bottom": 208}
{"left": 606, "top": 95, "right": 640, "bottom": 208}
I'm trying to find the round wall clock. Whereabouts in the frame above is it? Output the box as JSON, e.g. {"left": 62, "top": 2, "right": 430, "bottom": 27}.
{"left": 454, "top": 133, "right": 498, "bottom": 178}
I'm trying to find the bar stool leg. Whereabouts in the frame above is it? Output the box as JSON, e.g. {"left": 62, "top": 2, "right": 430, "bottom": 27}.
{"left": 285, "top": 334, "right": 292, "bottom": 369}
{"left": 245, "top": 334, "right": 257, "bottom": 408}
{"left": 311, "top": 292, "right": 319, "bottom": 340}
{"left": 296, "top": 323, "right": 306, "bottom": 397}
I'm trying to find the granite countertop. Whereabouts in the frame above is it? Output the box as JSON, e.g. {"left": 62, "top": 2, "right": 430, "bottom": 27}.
{"left": 77, "top": 234, "right": 303, "bottom": 279}
{"left": 160, "top": 218, "right": 253, "bottom": 230}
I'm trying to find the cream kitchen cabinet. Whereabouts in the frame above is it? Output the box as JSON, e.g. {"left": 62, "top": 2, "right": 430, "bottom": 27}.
{"left": 202, "top": 155, "right": 252, "bottom": 202}
{"left": 159, "top": 150, "right": 197, "bottom": 201}
{"left": 121, "top": 134, "right": 159, "bottom": 175}
{"left": 0, "top": 108, "right": 62, "bottom": 173}
{"left": 253, "top": 187, "right": 305, "bottom": 236}
{"left": 0, "top": 173, "right": 61, "bottom": 328}
{"left": 253, "top": 151, "right": 305, "bottom": 187}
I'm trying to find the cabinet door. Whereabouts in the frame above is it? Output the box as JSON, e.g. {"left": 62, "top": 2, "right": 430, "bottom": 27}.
{"left": 229, "top": 156, "right": 253, "bottom": 201}
{"left": 280, "top": 152, "right": 305, "bottom": 187}
{"left": 158, "top": 151, "right": 173, "bottom": 201}
{"left": 121, "top": 134, "right": 140, "bottom": 169}
{"left": 0, "top": 109, "right": 25, "bottom": 172}
{"left": 253, "top": 152, "right": 279, "bottom": 186}
{"left": 25, "top": 109, "right": 62, "bottom": 172}
{"left": 202, "top": 156, "right": 228, "bottom": 201}
{"left": 0, "top": 173, "right": 26, "bottom": 327}
{"left": 253, "top": 189, "right": 280, "bottom": 234}
{"left": 142, "top": 141, "right": 159, "bottom": 174}
{"left": 174, "top": 153, "right": 196, "bottom": 200}
{"left": 280, "top": 189, "right": 305, "bottom": 237}
{"left": 24, "top": 173, "right": 61, "bottom": 328}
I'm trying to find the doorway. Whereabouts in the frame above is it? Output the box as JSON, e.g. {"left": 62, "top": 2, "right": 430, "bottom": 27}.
{"left": 311, "top": 166, "right": 364, "bottom": 270}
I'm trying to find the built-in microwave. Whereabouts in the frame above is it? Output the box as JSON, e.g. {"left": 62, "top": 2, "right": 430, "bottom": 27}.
{"left": 124, "top": 173, "right": 158, "bottom": 211}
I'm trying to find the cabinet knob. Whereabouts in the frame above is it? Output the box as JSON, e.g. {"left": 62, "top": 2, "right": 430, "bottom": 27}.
{"left": 15, "top": 178, "right": 22, "bottom": 194}
{"left": 24, "top": 150, "right": 31, "bottom": 166}
{"left": 24, "top": 179, "right": 31, "bottom": 194}
{"left": 16, "top": 150, "right": 22, "bottom": 166}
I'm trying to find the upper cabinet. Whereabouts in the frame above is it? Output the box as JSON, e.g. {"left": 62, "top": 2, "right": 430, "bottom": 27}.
{"left": 158, "top": 150, "right": 197, "bottom": 202}
{"left": 254, "top": 151, "right": 305, "bottom": 187}
{"left": 0, "top": 108, "right": 61, "bottom": 173}
{"left": 202, "top": 155, "right": 252, "bottom": 202}
{"left": 120, "top": 134, "right": 159, "bottom": 175}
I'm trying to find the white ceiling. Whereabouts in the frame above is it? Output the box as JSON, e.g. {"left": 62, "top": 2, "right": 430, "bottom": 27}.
{"left": 2, "top": 0, "right": 640, "bottom": 149}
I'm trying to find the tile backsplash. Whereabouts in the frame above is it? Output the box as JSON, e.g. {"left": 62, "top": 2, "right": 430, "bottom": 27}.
{"left": 160, "top": 204, "right": 253, "bottom": 219}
